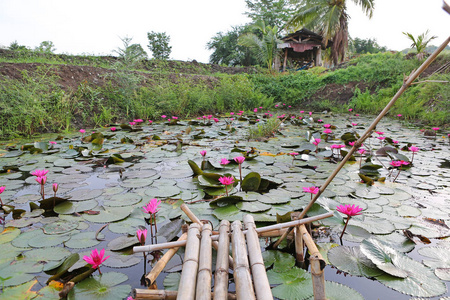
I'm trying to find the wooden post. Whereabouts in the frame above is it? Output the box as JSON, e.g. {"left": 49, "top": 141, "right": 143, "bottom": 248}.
{"left": 145, "top": 232, "right": 188, "bottom": 286}
{"left": 177, "top": 223, "right": 201, "bottom": 300}
{"left": 283, "top": 48, "right": 288, "bottom": 72}
{"left": 291, "top": 212, "right": 304, "bottom": 265}
{"left": 243, "top": 215, "right": 273, "bottom": 300}
{"left": 231, "top": 220, "right": 256, "bottom": 300}
{"left": 134, "top": 290, "right": 237, "bottom": 300}
{"left": 299, "top": 225, "right": 326, "bottom": 300}
{"left": 214, "top": 220, "right": 230, "bottom": 300}
{"left": 196, "top": 224, "right": 213, "bottom": 300}
{"left": 181, "top": 204, "right": 234, "bottom": 267}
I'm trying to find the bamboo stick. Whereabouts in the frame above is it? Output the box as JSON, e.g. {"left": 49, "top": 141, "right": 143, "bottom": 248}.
{"left": 134, "top": 289, "right": 237, "bottom": 300}
{"left": 231, "top": 220, "right": 256, "bottom": 300}
{"left": 133, "top": 212, "right": 333, "bottom": 253}
{"left": 243, "top": 215, "right": 273, "bottom": 300}
{"left": 145, "top": 232, "right": 188, "bottom": 286}
{"left": 299, "top": 225, "right": 326, "bottom": 300}
{"left": 177, "top": 223, "right": 201, "bottom": 300}
{"left": 180, "top": 203, "right": 234, "bottom": 267}
{"left": 214, "top": 220, "right": 230, "bottom": 300}
{"left": 196, "top": 223, "right": 213, "bottom": 300}
{"left": 294, "top": 227, "right": 304, "bottom": 264}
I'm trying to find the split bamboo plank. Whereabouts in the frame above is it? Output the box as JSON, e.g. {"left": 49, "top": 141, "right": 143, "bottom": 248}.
{"left": 299, "top": 225, "right": 326, "bottom": 300}
{"left": 214, "top": 220, "right": 231, "bottom": 300}
{"left": 134, "top": 212, "right": 333, "bottom": 253}
{"left": 134, "top": 289, "right": 237, "bottom": 300}
{"left": 292, "top": 212, "right": 304, "bottom": 264}
{"left": 243, "top": 215, "right": 273, "bottom": 300}
{"left": 145, "top": 232, "right": 188, "bottom": 286}
{"left": 231, "top": 220, "right": 256, "bottom": 300}
{"left": 177, "top": 223, "right": 201, "bottom": 300}
{"left": 181, "top": 203, "right": 234, "bottom": 267}
{"left": 196, "top": 223, "right": 213, "bottom": 300}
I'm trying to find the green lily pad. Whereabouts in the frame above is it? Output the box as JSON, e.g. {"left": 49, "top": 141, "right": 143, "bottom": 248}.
{"left": 262, "top": 250, "right": 296, "bottom": 272}
{"left": 241, "top": 172, "right": 261, "bottom": 192}
{"left": 67, "top": 188, "right": 103, "bottom": 201}
{"left": 54, "top": 200, "right": 98, "bottom": 215}
{"left": 64, "top": 231, "right": 104, "bottom": 249}
{"left": 418, "top": 246, "right": 450, "bottom": 269}
{"left": 304, "top": 281, "right": 364, "bottom": 300}
{"left": 236, "top": 201, "right": 271, "bottom": 212}
{"left": 267, "top": 267, "right": 313, "bottom": 300}
{"left": 105, "top": 193, "right": 142, "bottom": 207}
{"left": 68, "top": 272, "right": 131, "bottom": 300}
{"left": 82, "top": 206, "right": 132, "bottom": 223}
{"left": 0, "top": 260, "right": 44, "bottom": 287}
{"left": 28, "top": 232, "right": 72, "bottom": 248}
{"left": 108, "top": 218, "right": 146, "bottom": 235}
{"left": 0, "top": 227, "right": 21, "bottom": 244}
{"left": 43, "top": 220, "right": 79, "bottom": 234}
{"left": 107, "top": 235, "right": 140, "bottom": 251}
{"left": 101, "top": 250, "right": 141, "bottom": 268}
{"left": 163, "top": 272, "right": 181, "bottom": 291}
{"left": 328, "top": 246, "right": 384, "bottom": 277}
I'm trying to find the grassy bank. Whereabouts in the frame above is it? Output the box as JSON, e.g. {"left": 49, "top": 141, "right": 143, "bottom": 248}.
{"left": 0, "top": 50, "right": 449, "bottom": 138}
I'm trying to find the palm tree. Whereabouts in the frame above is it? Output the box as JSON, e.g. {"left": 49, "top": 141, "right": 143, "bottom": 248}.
{"left": 288, "top": 0, "right": 375, "bottom": 66}
{"left": 403, "top": 30, "right": 437, "bottom": 60}
{"left": 238, "top": 20, "right": 281, "bottom": 70}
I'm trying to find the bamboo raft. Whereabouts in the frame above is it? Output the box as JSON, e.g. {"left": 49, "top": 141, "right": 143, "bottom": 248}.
{"left": 133, "top": 204, "right": 332, "bottom": 300}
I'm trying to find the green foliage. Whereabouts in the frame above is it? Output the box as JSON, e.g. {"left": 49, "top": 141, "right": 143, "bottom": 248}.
{"left": 244, "top": 0, "right": 296, "bottom": 30}
{"left": 207, "top": 26, "right": 258, "bottom": 66}
{"left": 402, "top": 30, "right": 437, "bottom": 57}
{"left": 8, "top": 40, "right": 30, "bottom": 52}
{"left": 248, "top": 117, "right": 281, "bottom": 139}
{"left": 113, "top": 36, "right": 147, "bottom": 68}
{"left": 350, "top": 37, "right": 387, "bottom": 54}
{"left": 147, "top": 31, "right": 172, "bottom": 60}
{"left": 35, "top": 41, "right": 56, "bottom": 54}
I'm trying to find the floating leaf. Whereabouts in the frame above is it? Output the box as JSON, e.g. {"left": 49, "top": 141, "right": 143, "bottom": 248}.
{"left": 157, "top": 218, "right": 184, "bottom": 241}
{"left": 267, "top": 267, "right": 313, "bottom": 300}
{"left": 163, "top": 272, "right": 181, "bottom": 291}
{"left": 67, "top": 272, "right": 131, "bottom": 300}
{"left": 328, "top": 246, "right": 384, "bottom": 277}
{"left": 417, "top": 246, "right": 450, "bottom": 269}
{"left": 0, "top": 279, "right": 38, "bottom": 299}
{"left": 262, "top": 250, "right": 296, "bottom": 272}
{"left": 64, "top": 232, "right": 104, "bottom": 249}
{"left": 0, "top": 227, "right": 21, "bottom": 244}
{"left": 241, "top": 172, "right": 261, "bottom": 192}
{"left": 107, "top": 235, "right": 139, "bottom": 251}
{"left": 101, "top": 251, "right": 141, "bottom": 268}
{"left": 43, "top": 220, "right": 79, "bottom": 234}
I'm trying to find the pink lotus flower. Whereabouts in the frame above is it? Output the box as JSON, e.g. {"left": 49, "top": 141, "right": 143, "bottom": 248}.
{"left": 0, "top": 186, "right": 4, "bottom": 194}
{"left": 148, "top": 120, "right": 153, "bottom": 124}
{"left": 275, "top": 104, "right": 279, "bottom": 107}
{"left": 397, "top": 114, "right": 402, "bottom": 117}
{"left": 303, "top": 186, "right": 319, "bottom": 194}
{"left": 230, "top": 112, "right": 234, "bottom": 115}
{"left": 49, "top": 141, "right": 57, "bottom": 145}
{"left": 53, "top": 183, "right": 58, "bottom": 193}
{"left": 409, "top": 146, "right": 419, "bottom": 152}
{"left": 172, "top": 116, "right": 178, "bottom": 120}
{"left": 134, "top": 119, "right": 143, "bottom": 123}
{"left": 432, "top": 127, "right": 440, "bottom": 131}
{"left": 83, "top": 248, "right": 110, "bottom": 271}
{"left": 323, "top": 124, "right": 331, "bottom": 128}
{"left": 377, "top": 136, "right": 386, "bottom": 140}
{"left": 79, "top": 129, "right": 86, "bottom": 133}
{"left": 31, "top": 169, "right": 49, "bottom": 177}
{"left": 143, "top": 198, "right": 161, "bottom": 215}
{"left": 35, "top": 176, "right": 47, "bottom": 185}
{"left": 358, "top": 148, "right": 366, "bottom": 154}
{"left": 200, "top": 150, "right": 207, "bottom": 157}
{"left": 355, "top": 114, "right": 360, "bottom": 116}
{"left": 351, "top": 122, "right": 357, "bottom": 126}
{"left": 309, "top": 112, "right": 312, "bottom": 116}
{"left": 330, "top": 144, "right": 345, "bottom": 149}
{"left": 253, "top": 108, "right": 258, "bottom": 112}
{"left": 349, "top": 141, "right": 356, "bottom": 146}
{"left": 129, "top": 122, "right": 136, "bottom": 126}
{"left": 323, "top": 129, "right": 332, "bottom": 134}
{"left": 136, "top": 228, "right": 147, "bottom": 245}
{"left": 300, "top": 111, "right": 304, "bottom": 113}
{"left": 213, "top": 118, "right": 219, "bottom": 123}
{"left": 234, "top": 156, "right": 245, "bottom": 164}
{"left": 289, "top": 152, "right": 299, "bottom": 157}
{"left": 218, "top": 176, "right": 235, "bottom": 186}
{"left": 390, "top": 161, "right": 403, "bottom": 167}
{"left": 392, "top": 140, "right": 399, "bottom": 144}
{"left": 313, "top": 138, "right": 321, "bottom": 146}
{"left": 161, "top": 115, "right": 167, "bottom": 119}
{"left": 375, "top": 131, "right": 384, "bottom": 135}
{"left": 348, "top": 108, "right": 353, "bottom": 112}
{"left": 336, "top": 204, "right": 362, "bottom": 217}
{"left": 220, "top": 158, "right": 230, "bottom": 165}
{"left": 110, "top": 127, "right": 116, "bottom": 131}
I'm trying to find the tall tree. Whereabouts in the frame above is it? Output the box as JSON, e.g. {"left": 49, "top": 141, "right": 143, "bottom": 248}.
{"left": 147, "top": 31, "right": 172, "bottom": 60}
{"left": 238, "top": 20, "right": 281, "bottom": 70}
{"left": 207, "top": 26, "right": 258, "bottom": 66}
{"left": 113, "top": 36, "right": 147, "bottom": 68}
{"left": 288, "top": 0, "right": 375, "bottom": 65}
{"left": 35, "top": 41, "right": 56, "bottom": 54}
{"left": 350, "top": 37, "right": 386, "bottom": 54}
{"left": 245, "top": 0, "right": 297, "bottom": 30}
{"left": 403, "top": 30, "right": 437, "bottom": 60}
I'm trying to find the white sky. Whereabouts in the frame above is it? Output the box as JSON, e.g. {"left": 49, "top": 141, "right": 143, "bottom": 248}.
{"left": 1, "top": 0, "right": 449, "bottom": 63}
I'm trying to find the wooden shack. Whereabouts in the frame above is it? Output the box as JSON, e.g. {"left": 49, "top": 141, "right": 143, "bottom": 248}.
{"left": 277, "top": 28, "right": 326, "bottom": 71}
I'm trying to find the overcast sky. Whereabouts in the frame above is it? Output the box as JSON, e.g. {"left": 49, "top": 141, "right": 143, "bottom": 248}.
{"left": 1, "top": 0, "right": 449, "bottom": 63}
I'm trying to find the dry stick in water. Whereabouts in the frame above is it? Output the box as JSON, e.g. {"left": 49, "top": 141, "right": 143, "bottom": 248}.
{"left": 272, "top": 35, "right": 450, "bottom": 248}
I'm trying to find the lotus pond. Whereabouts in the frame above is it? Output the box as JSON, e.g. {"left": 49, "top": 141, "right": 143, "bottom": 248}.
{"left": 0, "top": 111, "right": 449, "bottom": 300}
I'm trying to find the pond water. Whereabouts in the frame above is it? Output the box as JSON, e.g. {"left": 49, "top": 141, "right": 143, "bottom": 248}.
{"left": 0, "top": 111, "right": 449, "bottom": 299}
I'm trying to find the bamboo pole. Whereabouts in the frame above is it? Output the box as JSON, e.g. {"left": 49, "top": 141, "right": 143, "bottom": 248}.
{"left": 231, "top": 220, "right": 256, "bottom": 300}
{"left": 243, "top": 215, "right": 273, "bottom": 300}
{"left": 134, "top": 290, "right": 237, "bottom": 300}
{"left": 181, "top": 204, "right": 234, "bottom": 267}
{"left": 177, "top": 223, "right": 201, "bottom": 300}
{"left": 299, "top": 225, "right": 326, "bottom": 300}
{"left": 196, "top": 223, "right": 213, "bottom": 300}
{"left": 145, "top": 232, "right": 188, "bottom": 286}
{"left": 134, "top": 212, "right": 333, "bottom": 252}
{"left": 214, "top": 220, "right": 231, "bottom": 300}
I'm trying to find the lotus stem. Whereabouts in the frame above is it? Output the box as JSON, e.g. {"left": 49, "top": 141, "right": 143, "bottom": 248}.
{"left": 339, "top": 216, "right": 351, "bottom": 242}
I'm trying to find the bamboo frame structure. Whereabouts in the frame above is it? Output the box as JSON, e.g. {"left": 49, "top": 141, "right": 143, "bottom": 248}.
{"left": 133, "top": 212, "right": 333, "bottom": 253}
{"left": 243, "top": 215, "right": 273, "bottom": 300}
{"left": 214, "top": 220, "right": 230, "bottom": 300}
{"left": 196, "top": 223, "right": 213, "bottom": 300}
{"left": 134, "top": 290, "right": 237, "bottom": 300}
{"left": 231, "top": 220, "right": 256, "bottom": 300}
{"left": 177, "top": 223, "right": 201, "bottom": 300}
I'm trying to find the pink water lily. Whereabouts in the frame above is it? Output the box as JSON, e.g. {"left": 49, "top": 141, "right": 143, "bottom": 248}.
{"left": 35, "top": 176, "right": 47, "bottom": 185}
{"left": 110, "top": 127, "right": 116, "bottom": 131}
{"left": 31, "top": 169, "right": 49, "bottom": 177}
{"left": 336, "top": 204, "right": 363, "bottom": 242}
{"left": 351, "top": 122, "right": 358, "bottom": 126}
{"left": 129, "top": 121, "right": 136, "bottom": 126}
{"left": 323, "top": 124, "right": 331, "bottom": 128}
{"left": 79, "top": 129, "right": 86, "bottom": 133}
{"left": 161, "top": 115, "right": 167, "bottom": 119}
{"left": 234, "top": 156, "right": 245, "bottom": 164}
{"left": 409, "top": 146, "right": 419, "bottom": 163}
{"left": 83, "top": 248, "right": 110, "bottom": 273}
{"left": 375, "top": 131, "right": 384, "bottom": 135}
{"left": 330, "top": 144, "right": 345, "bottom": 149}
{"left": 397, "top": 114, "right": 402, "bottom": 117}
{"left": 143, "top": 198, "right": 161, "bottom": 215}
{"left": 53, "top": 183, "right": 58, "bottom": 194}
{"left": 349, "top": 141, "right": 356, "bottom": 146}
{"left": 313, "top": 138, "right": 321, "bottom": 146}
{"left": 49, "top": 141, "right": 57, "bottom": 145}
{"left": 432, "top": 127, "right": 440, "bottom": 131}
{"left": 323, "top": 129, "right": 332, "bottom": 134}
{"left": 200, "top": 150, "right": 207, "bottom": 157}
{"left": 0, "top": 186, "right": 4, "bottom": 206}
{"left": 136, "top": 228, "right": 147, "bottom": 245}
{"left": 213, "top": 118, "right": 219, "bottom": 123}
{"left": 220, "top": 158, "right": 230, "bottom": 165}
{"left": 348, "top": 108, "right": 353, "bottom": 112}
{"left": 303, "top": 186, "right": 319, "bottom": 194}
{"left": 219, "top": 176, "right": 235, "bottom": 186}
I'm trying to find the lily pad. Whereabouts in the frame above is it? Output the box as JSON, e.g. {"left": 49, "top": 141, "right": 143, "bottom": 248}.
{"left": 262, "top": 250, "right": 296, "bottom": 272}
{"left": 64, "top": 231, "right": 104, "bottom": 249}
{"left": 67, "top": 272, "right": 131, "bottom": 300}
{"left": 107, "top": 235, "right": 140, "bottom": 251}
{"left": 328, "top": 246, "right": 384, "bottom": 277}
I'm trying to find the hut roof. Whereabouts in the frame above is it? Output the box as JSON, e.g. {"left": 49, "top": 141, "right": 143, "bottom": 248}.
{"left": 281, "top": 28, "right": 323, "bottom": 43}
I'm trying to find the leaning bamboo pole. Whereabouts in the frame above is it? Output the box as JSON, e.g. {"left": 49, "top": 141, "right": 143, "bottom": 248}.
{"left": 299, "top": 225, "right": 326, "bottom": 300}
{"left": 177, "top": 223, "right": 201, "bottom": 300}
{"left": 134, "top": 212, "right": 333, "bottom": 252}
{"left": 133, "top": 290, "right": 237, "bottom": 300}
{"left": 214, "top": 220, "right": 231, "bottom": 300}
{"left": 243, "top": 215, "right": 273, "bottom": 300}
{"left": 272, "top": 36, "right": 450, "bottom": 248}
{"left": 196, "top": 223, "right": 213, "bottom": 300}
{"left": 231, "top": 220, "right": 256, "bottom": 300}
{"left": 180, "top": 204, "right": 234, "bottom": 267}
{"left": 145, "top": 231, "right": 188, "bottom": 286}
